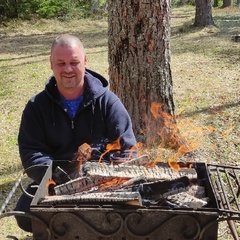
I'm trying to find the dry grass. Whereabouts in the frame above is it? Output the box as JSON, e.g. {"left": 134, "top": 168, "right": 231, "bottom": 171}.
{"left": 171, "top": 6, "right": 240, "bottom": 167}
{"left": 0, "top": 5, "right": 239, "bottom": 239}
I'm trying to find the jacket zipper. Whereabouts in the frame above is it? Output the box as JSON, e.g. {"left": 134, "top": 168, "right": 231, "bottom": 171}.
{"left": 63, "top": 107, "right": 74, "bottom": 129}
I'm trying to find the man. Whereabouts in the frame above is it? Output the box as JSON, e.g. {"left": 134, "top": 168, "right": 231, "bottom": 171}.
{"left": 15, "top": 34, "right": 137, "bottom": 232}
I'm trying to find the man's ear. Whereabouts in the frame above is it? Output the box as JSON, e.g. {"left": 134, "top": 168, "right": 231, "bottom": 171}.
{"left": 84, "top": 55, "right": 87, "bottom": 66}
{"left": 50, "top": 55, "right": 53, "bottom": 70}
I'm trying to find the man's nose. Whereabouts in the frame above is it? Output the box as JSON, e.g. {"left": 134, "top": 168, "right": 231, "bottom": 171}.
{"left": 64, "top": 64, "right": 73, "bottom": 72}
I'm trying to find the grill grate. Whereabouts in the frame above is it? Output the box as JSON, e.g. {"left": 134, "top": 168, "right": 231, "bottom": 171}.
{"left": 207, "top": 163, "right": 240, "bottom": 239}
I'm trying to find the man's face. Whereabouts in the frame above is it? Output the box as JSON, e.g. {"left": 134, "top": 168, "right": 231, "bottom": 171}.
{"left": 50, "top": 44, "right": 86, "bottom": 96}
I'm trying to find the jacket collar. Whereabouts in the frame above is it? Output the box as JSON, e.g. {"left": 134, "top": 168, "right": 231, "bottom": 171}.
{"left": 45, "top": 69, "right": 109, "bottom": 104}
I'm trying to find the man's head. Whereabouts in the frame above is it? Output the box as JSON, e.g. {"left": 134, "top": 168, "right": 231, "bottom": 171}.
{"left": 50, "top": 34, "right": 87, "bottom": 99}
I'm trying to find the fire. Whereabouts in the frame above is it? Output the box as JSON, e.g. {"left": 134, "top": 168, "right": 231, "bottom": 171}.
{"left": 150, "top": 102, "right": 179, "bottom": 149}
{"left": 46, "top": 179, "right": 56, "bottom": 195}
{"left": 127, "top": 144, "right": 138, "bottom": 159}
{"left": 74, "top": 102, "right": 215, "bottom": 173}
{"left": 98, "top": 136, "right": 122, "bottom": 162}
{"left": 106, "top": 136, "right": 121, "bottom": 151}
{"left": 100, "top": 138, "right": 140, "bottom": 162}
{"left": 99, "top": 178, "right": 128, "bottom": 191}
{"left": 146, "top": 102, "right": 215, "bottom": 172}
{"left": 46, "top": 179, "right": 56, "bottom": 188}
{"left": 168, "top": 162, "right": 181, "bottom": 171}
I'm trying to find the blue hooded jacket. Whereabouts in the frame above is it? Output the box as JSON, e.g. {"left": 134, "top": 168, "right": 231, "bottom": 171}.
{"left": 18, "top": 69, "right": 137, "bottom": 184}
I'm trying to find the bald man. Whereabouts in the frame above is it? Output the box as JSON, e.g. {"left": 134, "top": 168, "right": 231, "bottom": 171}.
{"left": 15, "top": 34, "right": 137, "bottom": 232}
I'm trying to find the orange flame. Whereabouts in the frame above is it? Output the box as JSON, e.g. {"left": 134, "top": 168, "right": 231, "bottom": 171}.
{"left": 150, "top": 102, "right": 179, "bottom": 148}
{"left": 168, "top": 162, "right": 181, "bottom": 172}
{"left": 106, "top": 137, "right": 121, "bottom": 151}
{"left": 99, "top": 178, "right": 128, "bottom": 191}
{"left": 127, "top": 144, "right": 138, "bottom": 159}
{"left": 46, "top": 179, "right": 56, "bottom": 188}
{"left": 147, "top": 102, "right": 215, "bottom": 172}
{"left": 98, "top": 136, "right": 122, "bottom": 162}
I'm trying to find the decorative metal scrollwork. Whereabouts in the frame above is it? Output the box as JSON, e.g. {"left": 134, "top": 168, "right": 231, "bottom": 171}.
{"left": 49, "top": 212, "right": 123, "bottom": 239}
{"left": 125, "top": 213, "right": 201, "bottom": 239}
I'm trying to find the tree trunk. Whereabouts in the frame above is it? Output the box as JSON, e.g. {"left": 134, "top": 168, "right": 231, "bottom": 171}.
{"left": 194, "top": 0, "right": 214, "bottom": 26}
{"left": 221, "top": 0, "right": 232, "bottom": 8}
{"left": 108, "top": 0, "right": 175, "bottom": 145}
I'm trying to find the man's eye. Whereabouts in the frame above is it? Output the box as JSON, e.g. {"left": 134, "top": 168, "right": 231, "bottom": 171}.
{"left": 71, "top": 62, "right": 79, "bottom": 66}
{"left": 57, "top": 62, "right": 65, "bottom": 66}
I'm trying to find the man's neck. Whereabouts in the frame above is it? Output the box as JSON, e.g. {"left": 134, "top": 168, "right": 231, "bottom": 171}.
{"left": 58, "top": 88, "right": 83, "bottom": 100}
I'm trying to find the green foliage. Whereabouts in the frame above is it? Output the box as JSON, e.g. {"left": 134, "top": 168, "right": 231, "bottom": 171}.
{"left": 0, "top": 0, "right": 108, "bottom": 20}
{"left": 1, "top": 0, "right": 40, "bottom": 20}
{"left": 36, "top": 0, "right": 71, "bottom": 18}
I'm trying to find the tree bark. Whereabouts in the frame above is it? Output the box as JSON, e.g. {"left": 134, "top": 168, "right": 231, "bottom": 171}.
{"left": 194, "top": 0, "right": 215, "bottom": 26}
{"left": 108, "top": 0, "right": 174, "bottom": 144}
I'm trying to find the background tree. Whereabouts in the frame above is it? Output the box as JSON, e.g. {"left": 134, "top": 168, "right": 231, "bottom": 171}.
{"left": 108, "top": 0, "right": 175, "bottom": 146}
{"left": 194, "top": 0, "right": 215, "bottom": 26}
{"left": 221, "top": 0, "right": 232, "bottom": 8}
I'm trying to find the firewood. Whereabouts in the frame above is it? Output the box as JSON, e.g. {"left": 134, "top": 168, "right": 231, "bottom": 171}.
{"left": 83, "top": 162, "right": 197, "bottom": 181}
{"left": 166, "top": 191, "right": 208, "bottom": 209}
{"left": 40, "top": 191, "right": 142, "bottom": 206}
{"left": 54, "top": 175, "right": 115, "bottom": 195}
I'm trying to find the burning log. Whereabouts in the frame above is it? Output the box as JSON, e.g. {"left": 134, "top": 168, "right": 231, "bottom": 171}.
{"left": 82, "top": 161, "right": 197, "bottom": 181}
{"left": 54, "top": 176, "right": 115, "bottom": 195}
{"left": 99, "top": 176, "right": 147, "bottom": 192}
{"left": 54, "top": 175, "right": 147, "bottom": 195}
{"left": 53, "top": 160, "right": 197, "bottom": 196}
{"left": 48, "top": 153, "right": 209, "bottom": 209}
{"left": 40, "top": 191, "right": 142, "bottom": 206}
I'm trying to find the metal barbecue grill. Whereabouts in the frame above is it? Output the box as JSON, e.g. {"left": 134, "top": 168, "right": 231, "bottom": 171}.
{"left": 28, "top": 161, "right": 240, "bottom": 240}
{"left": 1, "top": 161, "right": 240, "bottom": 240}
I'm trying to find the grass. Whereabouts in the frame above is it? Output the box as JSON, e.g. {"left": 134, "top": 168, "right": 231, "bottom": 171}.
{"left": 0, "top": 5, "right": 240, "bottom": 239}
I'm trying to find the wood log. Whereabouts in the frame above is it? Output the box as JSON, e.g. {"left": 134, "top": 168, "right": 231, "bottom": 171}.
{"left": 83, "top": 162, "right": 197, "bottom": 181}
{"left": 166, "top": 192, "right": 208, "bottom": 209}
{"left": 40, "top": 191, "right": 142, "bottom": 206}
{"left": 54, "top": 176, "right": 115, "bottom": 195}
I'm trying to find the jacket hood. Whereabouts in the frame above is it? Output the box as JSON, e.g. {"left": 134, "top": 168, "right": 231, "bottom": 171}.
{"left": 45, "top": 68, "right": 109, "bottom": 103}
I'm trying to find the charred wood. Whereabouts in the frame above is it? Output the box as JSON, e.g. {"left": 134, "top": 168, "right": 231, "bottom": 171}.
{"left": 166, "top": 192, "right": 208, "bottom": 209}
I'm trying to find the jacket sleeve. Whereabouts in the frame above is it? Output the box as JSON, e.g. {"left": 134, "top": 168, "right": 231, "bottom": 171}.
{"left": 104, "top": 94, "right": 138, "bottom": 160}
{"left": 18, "top": 100, "right": 53, "bottom": 184}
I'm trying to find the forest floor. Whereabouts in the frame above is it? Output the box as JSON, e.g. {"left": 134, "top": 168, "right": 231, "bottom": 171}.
{"left": 0, "top": 5, "right": 239, "bottom": 239}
